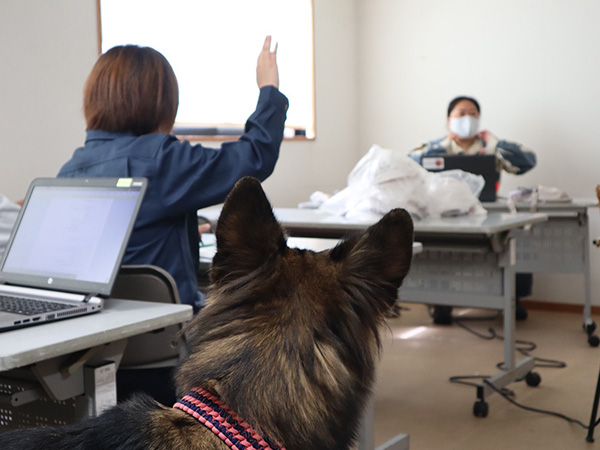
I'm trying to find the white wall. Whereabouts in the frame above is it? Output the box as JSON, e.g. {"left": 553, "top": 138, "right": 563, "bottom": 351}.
{"left": 0, "top": 0, "right": 98, "bottom": 201}
{"left": 0, "top": 0, "right": 361, "bottom": 209}
{"left": 356, "top": 0, "right": 600, "bottom": 305}
{"left": 357, "top": 0, "right": 600, "bottom": 197}
{"left": 262, "top": 0, "right": 360, "bottom": 206}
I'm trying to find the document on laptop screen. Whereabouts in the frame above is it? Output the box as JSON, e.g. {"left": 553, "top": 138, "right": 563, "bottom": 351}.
{"left": 2, "top": 187, "right": 140, "bottom": 283}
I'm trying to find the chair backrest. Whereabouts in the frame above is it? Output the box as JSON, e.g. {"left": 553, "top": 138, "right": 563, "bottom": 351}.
{"left": 112, "top": 265, "right": 188, "bottom": 368}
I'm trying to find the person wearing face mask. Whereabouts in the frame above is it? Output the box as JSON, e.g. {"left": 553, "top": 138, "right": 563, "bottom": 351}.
{"left": 410, "top": 96, "right": 536, "bottom": 173}
{"left": 410, "top": 96, "right": 537, "bottom": 324}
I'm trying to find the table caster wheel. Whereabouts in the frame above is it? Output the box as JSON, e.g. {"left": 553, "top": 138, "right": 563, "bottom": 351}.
{"left": 584, "top": 321, "right": 597, "bottom": 335}
{"left": 473, "top": 400, "right": 488, "bottom": 418}
{"left": 525, "top": 371, "right": 541, "bottom": 387}
{"left": 589, "top": 335, "right": 600, "bottom": 347}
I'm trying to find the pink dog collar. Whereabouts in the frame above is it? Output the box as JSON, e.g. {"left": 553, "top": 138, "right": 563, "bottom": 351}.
{"left": 174, "top": 387, "right": 286, "bottom": 450}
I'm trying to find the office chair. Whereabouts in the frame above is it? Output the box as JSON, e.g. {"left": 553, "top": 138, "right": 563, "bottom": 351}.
{"left": 111, "top": 265, "right": 189, "bottom": 405}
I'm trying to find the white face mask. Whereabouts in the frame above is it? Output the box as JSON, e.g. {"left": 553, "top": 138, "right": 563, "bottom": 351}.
{"left": 449, "top": 115, "right": 479, "bottom": 139}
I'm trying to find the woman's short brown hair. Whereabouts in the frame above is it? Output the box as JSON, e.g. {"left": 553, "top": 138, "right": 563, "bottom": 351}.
{"left": 83, "top": 45, "right": 179, "bottom": 135}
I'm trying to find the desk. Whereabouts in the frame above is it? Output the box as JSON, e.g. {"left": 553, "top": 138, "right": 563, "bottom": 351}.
{"left": 484, "top": 199, "right": 598, "bottom": 345}
{"left": 200, "top": 234, "right": 422, "bottom": 262}
{"left": 200, "top": 236, "right": 345, "bottom": 263}
{"left": 200, "top": 207, "right": 546, "bottom": 239}
{"left": 199, "top": 207, "right": 548, "bottom": 417}
{"left": 0, "top": 298, "right": 192, "bottom": 429}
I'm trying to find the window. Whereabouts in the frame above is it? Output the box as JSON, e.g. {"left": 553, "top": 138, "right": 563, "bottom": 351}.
{"left": 99, "top": 0, "right": 315, "bottom": 139}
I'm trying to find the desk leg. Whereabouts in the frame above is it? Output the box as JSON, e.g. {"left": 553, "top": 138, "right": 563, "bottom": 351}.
{"left": 357, "top": 395, "right": 374, "bottom": 450}
{"left": 81, "top": 361, "right": 117, "bottom": 417}
{"left": 31, "top": 339, "right": 126, "bottom": 421}
{"left": 356, "top": 395, "right": 410, "bottom": 450}
{"left": 502, "top": 246, "right": 516, "bottom": 372}
{"left": 584, "top": 241, "right": 592, "bottom": 326}
{"left": 475, "top": 238, "right": 536, "bottom": 413}
{"left": 582, "top": 228, "right": 598, "bottom": 346}
{"left": 0, "top": 340, "right": 127, "bottom": 430}
{"left": 402, "top": 236, "right": 537, "bottom": 417}
{"left": 32, "top": 339, "right": 126, "bottom": 403}
{"left": 76, "top": 340, "right": 126, "bottom": 420}
{"left": 376, "top": 435, "right": 410, "bottom": 450}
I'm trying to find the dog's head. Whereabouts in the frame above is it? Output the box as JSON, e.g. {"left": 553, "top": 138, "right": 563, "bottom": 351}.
{"left": 177, "top": 177, "right": 413, "bottom": 449}
{"left": 209, "top": 176, "right": 413, "bottom": 309}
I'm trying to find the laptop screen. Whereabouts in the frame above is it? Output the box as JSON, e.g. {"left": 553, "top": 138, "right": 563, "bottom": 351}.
{"left": 0, "top": 178, "right": 147, "bottom": 296}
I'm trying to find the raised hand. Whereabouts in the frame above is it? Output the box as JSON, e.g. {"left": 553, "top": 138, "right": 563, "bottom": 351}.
{"left": 256, "top": 35, "right": 279, "bottom": 89}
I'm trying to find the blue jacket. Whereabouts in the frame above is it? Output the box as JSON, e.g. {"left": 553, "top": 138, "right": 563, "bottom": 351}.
{"left": 58, "top": 86, "right": 288, "bottom": 310}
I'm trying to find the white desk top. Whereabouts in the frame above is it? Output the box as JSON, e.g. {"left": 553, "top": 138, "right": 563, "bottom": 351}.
{"left": 484, "top": 198, "right": 597, "bottom": 211}
{"left": 199, "top": 207, "right": 548, "bottom": 236}
{"left": 199, "top": 235, "right": 422, "bottom": 264}
{"left": 0, "top": 299, "right": 193, "bottom": 371}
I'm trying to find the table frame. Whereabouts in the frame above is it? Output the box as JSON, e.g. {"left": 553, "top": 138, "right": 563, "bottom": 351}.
{"left": 484, "top": 199, "right": 598, "bottom": 345}
{"left": 235, "top": 208, "right": 548, "bottom": 418}
{"left": 0, "top": 298, "right": 192, "bottom": 429}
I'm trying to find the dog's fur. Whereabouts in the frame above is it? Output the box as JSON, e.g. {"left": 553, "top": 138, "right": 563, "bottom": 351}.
{"left": 0, "top": 177, "right": 414, "bottom": 450}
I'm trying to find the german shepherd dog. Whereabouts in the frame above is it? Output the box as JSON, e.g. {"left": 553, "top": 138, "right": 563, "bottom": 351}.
{"left": 0, "top": 177, "right": 413, "bottom": 450}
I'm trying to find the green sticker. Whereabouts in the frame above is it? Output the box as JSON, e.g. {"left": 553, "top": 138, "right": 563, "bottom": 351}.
{"left": 116, "top": 178, "right": 133, "bottom": 187}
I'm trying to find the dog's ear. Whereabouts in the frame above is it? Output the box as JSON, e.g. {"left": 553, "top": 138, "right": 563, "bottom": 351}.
{"left": 211, "top": 177, "right": 286, "bottom": 284}
{"left": 331, "top": 208, "right": 413, "bottom": 289}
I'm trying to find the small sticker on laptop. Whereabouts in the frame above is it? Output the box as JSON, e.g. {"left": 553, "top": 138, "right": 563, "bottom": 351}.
{"left": 422, "top": 157, "right": 445, "bottom": 170}
{"left": 116, "top": 178, "right": 133, "bottom": 187}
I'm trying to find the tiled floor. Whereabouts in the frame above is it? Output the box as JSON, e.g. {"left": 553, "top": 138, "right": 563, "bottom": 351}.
{"left": 373, "top": 304, "right": 600, "bottom": 449}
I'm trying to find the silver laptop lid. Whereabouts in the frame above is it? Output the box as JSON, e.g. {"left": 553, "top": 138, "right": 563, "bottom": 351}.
{"left": 0, "top": 177, "right": 147, "bottom": 296}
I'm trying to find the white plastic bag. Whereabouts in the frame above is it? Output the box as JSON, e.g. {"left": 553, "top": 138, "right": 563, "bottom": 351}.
{"left": 320, "top": 145, "right": 487, "bottom": 220}
{"left": 425, "top": 174, "right": 487, "bottom": 218}
{"left": 434, "top": 169, "right": 485, "bottom": 198}
{"left": 321, "top": 145, "right": 430, "bottom": 218}
{"left": 346, "top": 145, "right": 425, "bottom": 186}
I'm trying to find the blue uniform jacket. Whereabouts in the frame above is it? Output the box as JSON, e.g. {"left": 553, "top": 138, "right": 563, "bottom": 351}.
{"left": 58, "top": 86, "right": 288, "bottom": 310}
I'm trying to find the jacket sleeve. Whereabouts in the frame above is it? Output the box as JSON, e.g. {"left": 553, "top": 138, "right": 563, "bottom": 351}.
{"left": 493, "top": 139, "right": 537, "bottom": 174}
{"left": 155, "top": 86, "right": 289, "bottom": 216}
{"left": 408, "top": 143, "right": 428, "bottom": 163}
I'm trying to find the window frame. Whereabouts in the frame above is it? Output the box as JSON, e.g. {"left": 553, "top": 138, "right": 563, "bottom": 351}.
{"left": 95, "top": 0, "right": 316, "bottom": 142}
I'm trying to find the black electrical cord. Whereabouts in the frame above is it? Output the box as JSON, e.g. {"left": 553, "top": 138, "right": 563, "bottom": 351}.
{"left": 449, "top": 317, "right": 588, "bottom": 432}
{"left": 454, "top": 317, "right": 566, "bottom": 370}
{"left": 482, "top": 379, "right": 589, "bottom": 430}
{"left": 450, "top": 373, "right": 590, "bottom": 430}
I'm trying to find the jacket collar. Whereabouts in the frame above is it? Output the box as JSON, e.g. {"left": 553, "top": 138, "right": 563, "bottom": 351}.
{"left": 85, "top": 129, "right": 138, "bottom": 143}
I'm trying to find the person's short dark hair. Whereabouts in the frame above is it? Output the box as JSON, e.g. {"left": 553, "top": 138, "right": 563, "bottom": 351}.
{"left": 83, "top": 45, "right": 179, "bottom": 135}
{"left": 447, "top": 96, "right": 480, "bottom": 117}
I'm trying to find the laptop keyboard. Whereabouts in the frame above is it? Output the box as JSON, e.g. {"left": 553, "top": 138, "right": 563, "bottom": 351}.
{"left": 0, "top": 295, "right": 75, "bottom": 315}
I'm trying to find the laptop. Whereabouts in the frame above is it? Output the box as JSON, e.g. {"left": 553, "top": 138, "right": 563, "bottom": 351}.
{"left": 0, "top": 177, "right": 147, "bottom": 331}
{"left": 421, "top": 154, "right": 500, "bottom": 202}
